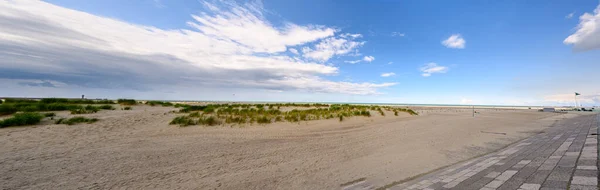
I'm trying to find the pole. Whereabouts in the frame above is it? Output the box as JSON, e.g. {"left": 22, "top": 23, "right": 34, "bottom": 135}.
{"left": 472, "top": 106, "right": 475, "bottom": 117}
{"left": 575, "top": 94, "right": 579, "bottom": 110}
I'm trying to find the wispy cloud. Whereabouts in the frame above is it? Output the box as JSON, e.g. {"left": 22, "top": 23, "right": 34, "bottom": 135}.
{"left": 289, "top": 48, "right": 299, "bottom": 55}
{"left": 301, "top": 34, "right": 365, "bottom": 62}
{"left": 564, "top": 4, "right": 600, "bottom": 51}
{"left": 442, "top": 34, "right": 466, "bottom": 49}
{"left": 387, "top": 62, "right": 393, "bottom": 65}
{"left": 566, "top": 12, "right": 575, "bottom": 19}
{"left": 153, "top": 0, "right": 166, "bottom": 8}
{"left": 363, "top": 56, "right": 375, "bottom": 62}
{"left": 380, "top": 72, "right": 395, "bottom": 77}
{"left": 420, "top": 63, "right": 448, "bottom": 77}
{"left": 0, "top": 0, "right": 395, "bottom": 95}
{"left": 344, "top": 60, "right": 361, "bottom": 64}
{"left": 391, "top": 32, "right": 405, "bottom": 37}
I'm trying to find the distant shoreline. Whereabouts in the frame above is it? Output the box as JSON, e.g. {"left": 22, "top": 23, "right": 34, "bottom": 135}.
{"left": 0, "top": 96, "right": 593, "bottom": 108}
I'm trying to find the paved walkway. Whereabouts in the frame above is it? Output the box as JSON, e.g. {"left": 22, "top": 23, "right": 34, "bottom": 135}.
{"left": 385, "top": 114, "right": 599, "bottom": 190}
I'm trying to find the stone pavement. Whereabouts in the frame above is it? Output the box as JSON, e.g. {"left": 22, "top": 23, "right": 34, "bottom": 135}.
{"left": 384, "top": 114, "right": 600, "bottom": 190}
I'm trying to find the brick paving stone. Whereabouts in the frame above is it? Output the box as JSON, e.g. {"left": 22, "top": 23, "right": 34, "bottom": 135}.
{"left": 576, "top": 165, "right": 597, "bottom": 170}
{"left": 573, "top": 169, "right": 599, "bottom": 178}
{"left": 569, "top": 184, "right": 598, "bottom": 190}
{"left": 545, "top": 166, "right": 573, "bottom": 181}
{"left": 519, "top": 183, "right": 541, "bottom": 190}
{"left": 541, "top": 180, "right": 568, "bottom": 189}
{"left": 571, "top": 176, "right": 598, "bottom": 186}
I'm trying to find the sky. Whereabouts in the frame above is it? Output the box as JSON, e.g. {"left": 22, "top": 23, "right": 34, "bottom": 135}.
{"left": 0, "top": 0, "right": 599, "bottom": 106}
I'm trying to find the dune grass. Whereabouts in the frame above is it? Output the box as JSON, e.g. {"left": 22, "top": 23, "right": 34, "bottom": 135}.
{"left": 170, "top": 103, "right": 418, "bottom": 127}
{"left": 56, "top": 117, "right": 99, "bottom": 125}
{"left": 0, "top": 98, "right": 117, "bottom": 116}
{"left": 146, "top": 101, "right": 174, "bottom": 107}
{"left": 0, "top": 112, "right": 44, "bottom": 128}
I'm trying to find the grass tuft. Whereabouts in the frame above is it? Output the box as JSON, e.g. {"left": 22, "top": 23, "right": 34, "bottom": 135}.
{"left": 57, "top": 117, "right": 99, "bottom": 125}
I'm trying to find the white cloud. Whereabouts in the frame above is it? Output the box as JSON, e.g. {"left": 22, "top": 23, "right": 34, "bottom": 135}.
{"left": 387, "top": 62, "right": 393, "bottom": 65}
{"left": 420, "top": 63, "right": 448, "bottom": 77}
{"left": 344, "top": 60, "right": 361, "bottom": 64}
{"left": 566, "top": 12, "right": 574, "bottom": 19}
{"left": 302, "top": 35, "right": 365, "bottom": 62}
{"left": 564, "top": 4, "right": 600, "bottom": 51}
{"left": 0, "top": 0, "right": 394, "bottom": 95}
{"left": 380, "top": 72, "right": 395, "bottom": 77}
{"left": 460, "top": 98, "right": 473, "bottom": 104}
{"left": 441, "top": 34, "right": 466, "bottom": 49}
{"left": 391, "top": 32, "right": 405, "bottom": 37}
{"left": 340, "top": 33, "right": 362, "bottom": 38}
{"left": 363, "top": 56, "right": 375, "bottom": 62}
{"left": 289, "top": 48, "right": 298, "bottom": 54}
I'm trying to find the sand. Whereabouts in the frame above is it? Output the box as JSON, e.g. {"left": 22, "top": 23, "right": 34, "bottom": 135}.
{"left": 0, "top": 105, "right": 581, "bottom": 189}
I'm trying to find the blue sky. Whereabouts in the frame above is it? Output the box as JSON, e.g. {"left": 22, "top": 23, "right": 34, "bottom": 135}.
{"left": 1, "top": 0, "right": 599, "bottom": 106}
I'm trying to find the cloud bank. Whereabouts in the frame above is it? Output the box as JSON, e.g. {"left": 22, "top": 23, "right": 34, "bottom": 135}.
{"left": 0, "top": 0, "right": 394, "bottom": 97}
{"left": 564, "top": 4, "right": 600, "bottom": 51}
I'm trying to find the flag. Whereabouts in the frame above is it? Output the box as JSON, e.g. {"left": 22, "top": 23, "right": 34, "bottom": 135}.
{"left": 575, "top": 92, "right": 580, "bottom": 96}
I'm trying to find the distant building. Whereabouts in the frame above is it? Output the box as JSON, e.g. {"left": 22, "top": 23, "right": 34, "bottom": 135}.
{"left": 543, "top": 108, "right": 555, "bottom": 112}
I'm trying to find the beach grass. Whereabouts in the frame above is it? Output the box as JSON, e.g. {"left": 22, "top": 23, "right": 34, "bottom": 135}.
{"left": 0, "top": 112, "right": 44, "bottom": 128}
{"left": 57, "top": 117, "right": 99, "bottom": 125}
{"left": 170, "top": 103, "right": 418, "bottom": 127}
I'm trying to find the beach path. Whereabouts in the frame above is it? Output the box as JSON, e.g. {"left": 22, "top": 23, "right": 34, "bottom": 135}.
{"left": 345, "top": 114, "right": 599, "bottom": 190}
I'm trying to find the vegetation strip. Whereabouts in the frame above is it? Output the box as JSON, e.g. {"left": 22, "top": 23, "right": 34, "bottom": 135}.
{"left": 170, "top": 103, "right": 417, "bottom": 127}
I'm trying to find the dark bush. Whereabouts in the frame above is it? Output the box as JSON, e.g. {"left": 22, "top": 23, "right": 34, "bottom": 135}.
{"left": 0, "top": 104, "right": 18, "bottom": 116}
{"left": 146, "top": 101, "right": 174, "bottom": 107}
{"left": 44, "top": 112, "right": 56, "bottom": 117}
{"left": 117, "top": 99, "right": 137, "bottom": 105}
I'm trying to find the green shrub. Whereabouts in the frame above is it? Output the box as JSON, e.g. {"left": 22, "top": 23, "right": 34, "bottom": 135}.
{"left": 98, "top": 105, "right": 114, "bottom": 110}
{"left": 44, "top": 112, "right": 56, "bottom": 117}
{"left": 70, "top": 105, "right": 99, "bottom": 114}
{"left": 170, "top": 116, "right": 196, "bottom": 126}
{"left": 257, "top": 116, "right": 271, "bottom": 124}
{"left": 0, "top": 104, "right": 18, "bottom": 116}
{"left": 40, "top": 98, "right": 69, "bottom": 104}
{"left": 57, "top": 117, "right": 99, "bottom": 125}
{"left": 189, "top": 112, "right": 201, "bottom": 117}
{"left": 123, "top": 106, "right": 132, "bottom": 110}
{"left": 0, "top": 112, "right": 44, "bottom": 128}
{"left": 117, "top": 99, "right": 137, "bottom": 105}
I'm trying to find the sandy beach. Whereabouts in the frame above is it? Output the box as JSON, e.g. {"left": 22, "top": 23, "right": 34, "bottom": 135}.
{"left": 0, "top": 105, "right": 580, "bottom": 189}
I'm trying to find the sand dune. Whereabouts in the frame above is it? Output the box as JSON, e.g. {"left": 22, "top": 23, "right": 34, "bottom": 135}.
{"left": 0, "top": 105, "right": 579, "bottom": 189}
